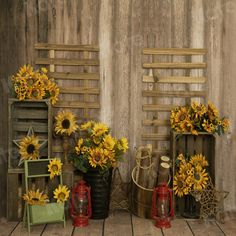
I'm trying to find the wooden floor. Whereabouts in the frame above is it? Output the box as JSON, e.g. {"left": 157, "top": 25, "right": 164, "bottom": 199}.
{"left": 1, "top": 210, "right": 236, "bottom": 236}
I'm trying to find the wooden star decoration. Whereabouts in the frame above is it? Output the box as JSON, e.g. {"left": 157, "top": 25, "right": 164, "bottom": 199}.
{"left": 190, "top": 175, "right": 229, "bottom": 223}
{"left": 13, "top": 126, "right": 48, "bottom": 166}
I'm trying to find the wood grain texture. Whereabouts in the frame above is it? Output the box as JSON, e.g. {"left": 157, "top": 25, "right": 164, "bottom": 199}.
{"left": 217, "top": 219, "right": 236, "bottom": 236}
{"left": 73, "top": 220, "right": 104, "bottom": 236}
{"left": 163, "top": 219, "right": 193, "bottom": 236}
{"left": 10, "top": 222, "right": 45, "bottom": 236}
{"left": 1, "top": 0, "right": 236, "bottom": 216}
{"left": 42, "top": 222, "right": 74, "bottom": 236}
{"left": 0, "top": 219, "right": 18, "bottom": 236}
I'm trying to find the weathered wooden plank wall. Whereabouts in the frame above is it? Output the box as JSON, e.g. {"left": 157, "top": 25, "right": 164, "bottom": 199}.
{"left": 0, "top": 0, "right": 236, "bottom": 217}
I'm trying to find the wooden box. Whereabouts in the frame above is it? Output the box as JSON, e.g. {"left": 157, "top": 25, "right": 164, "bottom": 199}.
{"left": 170, "top": 131, "right": 215, "bottom": 217}
{"left": 8, "top": 98, "right": 52, "bottom": 170}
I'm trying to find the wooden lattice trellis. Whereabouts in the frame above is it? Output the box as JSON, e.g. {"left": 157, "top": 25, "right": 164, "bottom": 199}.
{"left": 142, "top": 48, "right": 207, "bottom": 156}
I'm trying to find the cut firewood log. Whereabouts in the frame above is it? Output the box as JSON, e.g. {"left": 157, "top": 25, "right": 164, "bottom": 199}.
{"left": 160, "top": 156, "right": 170, "bottom": 164}
{"left": 157, "top": 162, "right": 170, "bottom": 185}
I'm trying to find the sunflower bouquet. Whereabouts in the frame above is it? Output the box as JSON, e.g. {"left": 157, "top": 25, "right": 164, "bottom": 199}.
{"left": 10, "top": 64, "right": 60, "bottom": 105}
{"left": 170, "top": 101, "right": 230, "bottom": 135}
{"left": 72, "top": 121, "right": 129, "bottom": 173}
{"left": 173, "top": 153, "right": 209, "bottom": 197}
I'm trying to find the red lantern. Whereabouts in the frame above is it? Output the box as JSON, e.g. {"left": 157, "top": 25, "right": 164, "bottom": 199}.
{"left": 70, "top": 180, "right": 92, "bottom": 227}
{"left": 151, "top": 184, "right": 174, "bottom": 228}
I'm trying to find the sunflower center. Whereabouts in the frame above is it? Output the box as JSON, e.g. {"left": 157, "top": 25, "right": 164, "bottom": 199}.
{"left": 180, "top": 114, "right": 186, "bottom": 121}
{"left": 28, "top": 78, "right": 34, "bottom": 86}
{"left": 27, "top": 144, "right": 35, "bottom": 154}
{"left": 32, "top": 197, "right": 39, "bottom": 201}
{"left": 32, "top": 89, "right": 38, "bottom": 97}
{"left": 58, "top": 192, "right": 65, "bottom": 200}
{"left": 62, "top": 119, "right": 70, "bottom": 129}
{"left": 177, "top": 180, "right": 183, "bottom": 188}
{"left": 194, "top": 173, "right": 200, "bottom": 181}
{"left": 52, "top": 165, "right": 58, "bottom": 172}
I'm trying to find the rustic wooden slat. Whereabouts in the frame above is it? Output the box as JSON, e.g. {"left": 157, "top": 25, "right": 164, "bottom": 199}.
{"left": 54, "top": 101, "right": 100, "bottom": 109}
{"left": 143, "top": 48, "right": 206, "bottom": 55}
{"left": 143, "top": 62, "right": 206, "bottom": 69}
{"left": 35, "top": 58, "right": 100, "bottom": 66}
{"left": 0, "top": 219, "right": 19, "bottom": 236}
{"left": 50, "top": 72, "right": 99, "bottom": 80}
{"left": 141, "top": 134, "right": 170, "bottom": 141}
{"left": 143, "top": 104, "right": 175, "bottom": 111}
{"left": 217, "top": 219, "right": 236, "bottom": 236}
{"left": 142, "top": 75, "right": 206, "bottom": 84}
{"left": 35, "top": 43, "right": 99, "bottom": 51}
{"left": 13, "top": 122, "right": 48, "bottom": 133}
{"left": 42, "top": 222, "right": 74, "bottom": 236}
{"left": 142, "top": 119, "right": 170, "bottom": 126}
{"left": 162, "top": 219, "right": 193, "bottom": 236}
{"left": 73, "top": 220, "right": 104, "bottom": 236}
{"left": 14, "top": 109, "right": 48, "bottom": 120}
{"left": 142, "top": 90, "right": 206, "bottom": 97}
{"left": 153, "top": 149, "right": 170, "bottom": 155}
{"left": 60, "top": 87, "right": 99, "bottom": 94}
{"left": 104, "top": 211, "right": 132, "bottom": 236}
{"left": 132, "top": 215, "right": 162, "bottom": 236}
{"left": 10, "top": 222, "right": 45, "bottom": 236}
{"left": 187, "top": 220, "right": 224, "bottom": 236}
{"left": 52, "top": 146, "right": 63, "bottom": 153}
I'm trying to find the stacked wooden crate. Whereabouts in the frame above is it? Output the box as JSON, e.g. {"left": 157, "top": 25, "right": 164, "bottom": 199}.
{"left": 7, "top": 99, "right": 52, "bottom": 220}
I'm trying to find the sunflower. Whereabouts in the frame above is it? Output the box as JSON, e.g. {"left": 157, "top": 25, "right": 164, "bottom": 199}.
{"left": 92, "top": 122, "right": 109, "bottom": 137}
{"left": 47, "top": 81, "right": 60, "bottom": 105}
{"left": 174, "top": 107, "right": 190, "bottom": 123}
{"left": 88, "top": 148, "right": 106, "bottom": 168}
{"left": 207, "top": 101, "right": 219, "bottom": 121}
{"left": 48, "top": 158, "right": 63, "bottom": 179}
{"left": 53, "top": 185, "right": 70, "bottom": 203}
{"left": 23, "top": 189, "right": 48, "bottom": 205}
{"left": 103, "top": 135, "right": 116, "bottom": 150}
{"left": 28, "top": 85, "right": 45, "bottom": 99}
{"left": 80, "top": 121, "right": 95, "bottom": 131}
{"left": 202, "top": 119, "right": 215, "bottom": 133}
{"left": 192, "top": 169, "right": 208, "bottom": 191}
{"left": 173, "top": 174, "right": 190, "bottom": 197}
{"left": 191, "top": 102, "right": 207, "bottom": 119}
{"left": 222, "top": 118, "right": 230, "bottom": 132}
{"left": 16, "top": 64, "right": 34, "bottom": 78}
{"left": 54, "top": 110, "right": 78, "bottom": 136}
{"left": 75, "top": 138, "right": 84, "bottom": 155}
{"left": 190, "top": 154, "right": 208, "bottom": 168}
{"left": 179, "top": 162, "right": 194, "bottom": 177}
{"left": 19, "top": 135, "right": 40, "bottom": 161}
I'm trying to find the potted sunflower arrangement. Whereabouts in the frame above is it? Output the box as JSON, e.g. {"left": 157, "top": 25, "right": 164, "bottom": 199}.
{"left": 10, "top": 64, "right": 60, "bottom": 105}
{"left": 23, "top": 158, "right": 70, "bottom": 226}
{"left": 170, "top": 101, "right": 229, "bottom": 135}
{"left": 173, "top": 153, "right": 209, "bottom": 218}
{"left": 71, "top": 120, "right": 128, "bottom": 219}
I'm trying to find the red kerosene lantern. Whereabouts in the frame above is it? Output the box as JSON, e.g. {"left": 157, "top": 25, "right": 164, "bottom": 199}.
{"left": 70, "top": 180, "right": 92, "bottom": 227}
{"left": 151, "top": 184, "right": 174, "bottom": 228}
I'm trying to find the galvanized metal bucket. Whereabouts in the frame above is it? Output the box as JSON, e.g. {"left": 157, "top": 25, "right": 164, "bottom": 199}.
{"left": 131, "top": 166, "right": 154, "bottom": 218}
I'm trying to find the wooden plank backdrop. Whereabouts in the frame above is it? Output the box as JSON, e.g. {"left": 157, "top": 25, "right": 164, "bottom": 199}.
{"left": 0, "top": 0, "right": 236, "bottom": 217}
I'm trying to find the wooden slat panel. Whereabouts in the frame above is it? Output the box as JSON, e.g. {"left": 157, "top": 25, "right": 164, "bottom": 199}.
{"left": 143, "top": 104, "right": 175, "bottom": 111}
{"left": 73, "top": 220, "right": 104, "bottom": 236}
{"left": 141, "top": 134, "right": 170, "bottom": 141}
{"left": 187, "top": 220, "right": 224, "bottom": 236}
{"left": 42, "top": 222, "right": 74, "bottom": 236}
{"left": 35, "top": 58, "right": 99, "bottom": 66}
{"left": 35, "top": 43, "right": 99, "bottom": 51}
{"left": 142, "top": 119, "right": 170, "bottom": 126}
{"left": 60, "top": 87, "right": 99, "bottom": 94}
{"left": 142, "top": 90, "right": 206, "bottom": 97}
{"left": 143, "top": 48, "right": 206, "bottom": 55}
{"left": 10, "top": 222, "right": 45, "bottom": 236}
{"left": 0, "top": 219, "right": 19, "bottom": 236}
{"left": 217, "top": 219, "right": 236, "bottom": 236}
{"left": 162, "top": 219, "right": 193, "bottom": 236}
{"left": 132, "top": 215, "right": 162, "bottom": 236}
{"left": 143, "top": 62, "right": 206, "bottom": 69}
{"left": 143, "top": 75, "right": 206, "bottom": 84}
{"left": 54, "top": 101, "right": 100, "bottom": 109}
{"left": 50, "top": 72, "right": 99, "bottom": 80}
{"left": 52, "top": 146, "right": 63, "bottom": 153}
{"left": 153, "top": 149, "right": 169, "bottom": 155}
{"left": 104, "top": 211, "right": 132, "bottom": 236}
{"left": 14, "top": 109, "right": 48, "bottom": 119}
{"left": 13, "top": 122, "right": 48, "bottom": 133}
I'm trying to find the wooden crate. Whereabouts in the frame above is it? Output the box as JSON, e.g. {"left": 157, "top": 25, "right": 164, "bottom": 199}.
{"left": 170, "top": 131, "right": 215, "bottom": 217}
{"left": 8, "top": 98, "right": 52, "bottom": 170}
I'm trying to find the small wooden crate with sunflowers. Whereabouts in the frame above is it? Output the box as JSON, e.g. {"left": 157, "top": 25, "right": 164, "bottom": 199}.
{"left": 170, "top": 101, "right": 229, "bottom": 218}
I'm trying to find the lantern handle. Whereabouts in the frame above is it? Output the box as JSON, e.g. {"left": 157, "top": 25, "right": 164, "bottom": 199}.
{"left": 168, "top": 188, "right": 174, "bottom": 218}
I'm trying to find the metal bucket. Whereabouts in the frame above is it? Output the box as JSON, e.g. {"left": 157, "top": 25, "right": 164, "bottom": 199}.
{"left": 131, "top": 166, "right": 154, "bottom": 218}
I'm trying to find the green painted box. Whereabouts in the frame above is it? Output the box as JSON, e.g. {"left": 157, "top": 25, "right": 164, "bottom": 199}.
{"left": 29, "top": 203, "right": 64, "bottom": 224}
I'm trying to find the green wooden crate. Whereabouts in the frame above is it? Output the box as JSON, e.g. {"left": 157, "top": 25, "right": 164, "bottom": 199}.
{"left": 8, "top": 98, "right": 52, "bottom": 170}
